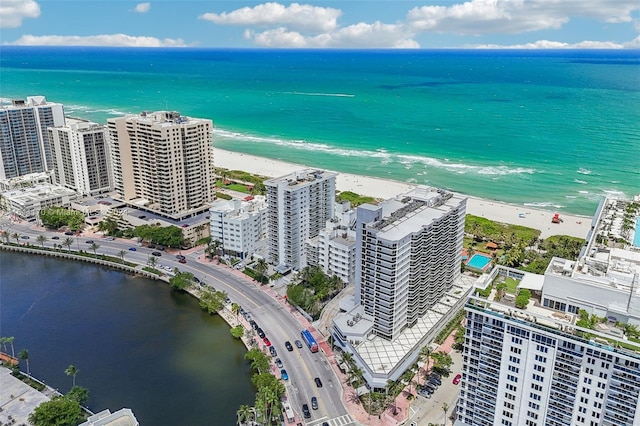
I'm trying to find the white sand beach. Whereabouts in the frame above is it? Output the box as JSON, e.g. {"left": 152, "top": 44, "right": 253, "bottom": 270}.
{"left": 213, "top": 148, "right": 594, "bottom": 240}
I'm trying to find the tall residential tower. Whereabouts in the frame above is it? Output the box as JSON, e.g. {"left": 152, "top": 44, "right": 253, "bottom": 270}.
{"left": 107, "top": 111, "right": 214, "bottom": 220}
{"left": 0, "top": 96, "right": 65, "bottom": 180}
{"left": 264, "top": 169, "right": 337, "bottom": 271}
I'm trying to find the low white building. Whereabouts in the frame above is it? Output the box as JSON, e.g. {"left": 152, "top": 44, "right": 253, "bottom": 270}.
{"left": 79, "top": 408, "right": 139, "bottom": 426}
{"left": 209, "top": 196, "right": 268, "bottom": 259}
{"left": 0, "top": 182, "right": 78, "bottom": 219}
{"left": 306, "top": 201, "right": 357, "bottom": 284}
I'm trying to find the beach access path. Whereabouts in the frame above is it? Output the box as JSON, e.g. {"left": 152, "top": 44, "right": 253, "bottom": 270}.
{"left": 213, "top": 148, "right": 593, "bottom": 240}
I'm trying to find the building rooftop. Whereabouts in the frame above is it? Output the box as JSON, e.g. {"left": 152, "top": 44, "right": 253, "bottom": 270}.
{"left": 79, "top": 408, "right": 139, "bottom": 426}
{"left": 2, "top": 183, "right": 77, "bottom": 203}
{"left": 264, "top": 169, "right": 337, "bottom": 189}
{"left": 340, "top": 274, "right": 475, "bottom": 375}
{"left": 0, "top": 367, "right": 50, "bottom": 426}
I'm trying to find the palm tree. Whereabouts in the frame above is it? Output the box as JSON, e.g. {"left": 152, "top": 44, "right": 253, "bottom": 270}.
{"left": 255, "top": 258, "right": 268, "bottom": 282}
{"left": 0, "top": 337, "right": 7, "bottom": 353}
{"left": 6, "top": 336, "right": 15, "bottom": 357}
{"left": 2, "top": 231, "right": 11, "bottom": 244}
{"left": 236, "top": 404, "right": 253, "bottom": 426}
{"left": 36, "top": 234, "right": 47, "bottom": 248}
{"left": 442, "top": 402, "right": 449, "bottom": 426}
{"left": 18, "top": 349, "right": 30, "bottom": 375}
{"left": 12, "top": 232, "right": 20, "bottom": 243}
{"left": 63, "top": 237, "right": 74, "bottom": 252}
{"left": 148, "top": 255, "right": 157, "bottom": 268}
{"left": 419, "top": 345, "right": 432, "bottom": 385}
{"left": 194, "top": 224, "right": 206, "bottom": 242}
{"left": 231, "top": 303, "right": 241, "bottom": 318}
{"left": 89, "top": 242, "right": 100, "bottom": 256}
{"left": 65, "top": 364, "right": 79, "bottom": 387}
{"left": 118, "top": 250, "right": 127, "bottom": 262}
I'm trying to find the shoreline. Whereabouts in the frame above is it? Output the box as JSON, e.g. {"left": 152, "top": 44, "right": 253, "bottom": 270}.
{"left": 213, "top": 147, "right": 594, "bottom": 240}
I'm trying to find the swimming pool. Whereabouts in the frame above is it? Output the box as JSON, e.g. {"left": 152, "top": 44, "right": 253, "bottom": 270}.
{"left": 634, "top": 217, "right": 640, "bottom": 248}
{"left": 467, "top": 253, "right": 492, "bottom": 270}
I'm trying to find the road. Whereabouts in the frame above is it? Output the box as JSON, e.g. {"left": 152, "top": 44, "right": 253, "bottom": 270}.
{"left": 0, "top": 218, "right": 355, "bottom": 426}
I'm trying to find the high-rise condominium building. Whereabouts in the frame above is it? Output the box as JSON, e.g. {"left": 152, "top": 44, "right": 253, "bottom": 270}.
{"left": 356, "top": 186, "right": 466, "bottom": 340}
{"left": 265, "top": 169, "right": 337, "bottom": 271}
{"left": 209, "top": 197, "right": 268, "bottom": 260}
{"left": 49, "top": 118, "right": 112, "bottom": 196}
{"left": 0, "top": 96, "right": 65, "bottom": 180}
{"left": 457, "top": 195, "right": 640, "bottom": 426}
{"left": 107, "top": 111, "right": 214, "bottom": 220}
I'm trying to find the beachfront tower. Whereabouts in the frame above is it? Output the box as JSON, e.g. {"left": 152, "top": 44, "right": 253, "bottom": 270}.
{"left": 456, "top": 195, "right": 640, "bottom": 426}
{"left": 48, "top": 118, "right": 112, "bottom": 196}
{"left": 0, "top": 97, "right": 65, "bottom": 180}
{"left": 264, "top": 169, "right": 337, "bottom": 271}
{"left": 107, "top": 111, "right": 214, "bottom": 220}
{"left": 356, "top": 186, "right": 466, "bottom": 340}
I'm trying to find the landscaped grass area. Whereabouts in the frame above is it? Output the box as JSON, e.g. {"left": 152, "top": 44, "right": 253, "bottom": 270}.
{"left": 215, "top": 180, "right": 251, "bottom": 193}
{"left": 505, "top": 277, "right": 519, "bottom": 294}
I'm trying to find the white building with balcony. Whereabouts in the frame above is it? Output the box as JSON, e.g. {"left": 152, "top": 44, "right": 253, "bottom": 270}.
{"left": 209, "top": 196, "right": 268, "bottom": 259}
{"left": 331, "top": 186, "right": 472, "bottom": 389}
{"left": 456, "top": 195, "right": 640, "bottom": 426}
{"left": 265, "top": 169, "right": 336, "bottom": 271}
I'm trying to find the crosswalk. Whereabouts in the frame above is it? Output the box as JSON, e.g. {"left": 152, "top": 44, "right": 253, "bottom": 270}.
{"left": 306, "top": 414, "right": 357, "bottom": 426}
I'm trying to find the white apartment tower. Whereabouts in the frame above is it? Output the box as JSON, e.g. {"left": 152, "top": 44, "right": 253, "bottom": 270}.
{"left": 457, "top": 195, "right": 640, "bottom": 426}
{"left": 265, "top": 169, "right": 337, "bottom": 271}
{"left": 209, "top": 197, "right": 268, "bottom": 260}
{"left": 356, "top": 186, "right": 466, "bottom": 341}
{"left": 107, "top": 111, "right": 214, "bottom": 220}
{"left": 48, "top": 118, "right": 112, "bottom": 196}
{"left": 0, "top": 96, "right": 65, "bottom": 180}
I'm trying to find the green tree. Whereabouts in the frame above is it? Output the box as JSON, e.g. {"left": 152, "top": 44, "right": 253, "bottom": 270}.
{"left": 230, "top": 325, "right": 244, "bottom": 339}
{"left": 89, "top": 242, "right": 100, "bottom": 256}
{"left": 29, "top": 396, "right": 82, "bottom": 426}
{"left": 254, "top": 258, "right": 268, "bottom": 282}
{"left": 2, "top": 231, "right": 11, "bottom": 244}
{"left": 18, "top": 348, "right": 30, "bottom": 375}
{"left": 63, "top": 237, "right": 74, "bottom": 252}
{"left": 199, "top": 288, "right": 227, "bottom": 314}
{"left": 65, "top": 364, "right": 79, "bottom": 387}
{"left": 419, "top": 345, "right": 432, "bottom": 384}
{"left": 442, "top": 402, "right": 450, "bottom": 426}
{"left": 97, "top": 217, "right": 118, "bottom": 235}
{"left": 231, "top": 302, "right": 241, "bottom": 318}
{"left": 515, "top": 288, "right": 532, "bottom": 309}
{"left": 0, "top": 337, "right": 7, "bottom": 353}
{"left": 148, "top": 255, "right": 157, "bottom": 268}
{"left": 66, "top": 386, "right": 89, "bottom": 405}
{"left": 236, "top": 404, "right": 254, "bottom": 426}
{"left": 118, "top": 249, "right": 127, "bottom": 262}
{"left": 245, "top": 348, "right": 270, "bottom": 373}
{"left": 169, "top": 271, "right": 194, "bottom": 290}
{"left": 6, "top": 336, "right": 15, "bottom": 357}
{"left": 36, "top": 234, "right": 48, "bottom": 248}
{"left": 12, "top": 232, "right": 21, "bottom": 244}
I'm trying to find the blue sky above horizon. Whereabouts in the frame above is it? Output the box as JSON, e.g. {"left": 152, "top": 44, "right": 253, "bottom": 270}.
{"left": 1, "top": 0, "right": 639, "bottom": 49}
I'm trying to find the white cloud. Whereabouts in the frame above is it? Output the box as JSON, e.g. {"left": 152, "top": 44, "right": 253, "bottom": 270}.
{"left": 248, "top": 22, "right": 418, "bottom": 48}
{"left": 407, "top": 0, "right": 640, "bottom": 35}
{"left": 134, "top": 2, "right": 151, "bottom": 13}
{"left": 468, "top": 38, "right": 637, "bottom": 49}
{"left": 200, "top": 2, "right": 341, "bottom": 33}
{"left": 4, "top": 34, "right": 188, "bottom": 47}
{"left": 0, "top": 0, "right": 40, "bottom": 28}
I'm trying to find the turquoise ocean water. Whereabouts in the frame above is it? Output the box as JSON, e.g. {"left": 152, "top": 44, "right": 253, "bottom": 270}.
{"left": 1, "top": 47, "right": 638, "bottom": 216}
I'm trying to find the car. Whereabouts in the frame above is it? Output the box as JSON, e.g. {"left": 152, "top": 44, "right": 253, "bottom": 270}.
{"left": 295, "top": 340, "right": 303, "bottom": 348}
{"left": 314, "top": 377, "right": 323, "bottom": 388}
{"left": 157, "top": 246, "right": 164, "bottom": 251}
{"left": 105, "top": 237, "right": 114, "bottom": 241}
{"left": 148, "top": 244, "right": 156, "bottom": 249}
{"left": 86, "top": 240, "right": 94, "bottom": 244}
{"left": 257, "top": 328, "right": 265, "bottom": 338}
{"left": 428, "top": 376, "right": 442, "bottom": 386}
{"left": 175, "top": 254, "right": 185, "bottom": 260}
{"left": 280, "top": 369, "right": 288, "bottom": 380}
{"left": 249, "top": 320, "right": 257, "bottom": 329}
{"left": 129, "top": 247, "right": 137, "bottom": 251}
{"left": 178, "top": 258, "right": 186, "bottom": 264}
{"left": 311, "top": 397, "right": 318, "bottom": 410}
{"left": 21, "top": 235, "right": 29, "bottom": 239}
{"left": 193, "top": 277, "right": 200, "bottom": 283}
{"left": 51, "top": 236, "right": 60, "bottom": 240}
{"left": 322, "top": 423, "right": 329, "bottom": 426}
{"left": 263, "top": 337, "right": 271, "bottom": 347}
{"left": 275, "top": 358, "right": 283, "bottom": 368}
{"left": 151, "top": 251, "right": 161, "bottom": 256}
{"left": 64, "top": 231, "right": 74, "bottom": 235}
{"left": 302, "top": 404, "right": 311, "bottom": 419}
{"left": 285, "top": 341, "right": 293, "bottom": 351}
{"left": 269, "top": 346, "right": 277, "bottom": 357}
{"left": 453, "top": 373, "right": 462, "bottom": 385}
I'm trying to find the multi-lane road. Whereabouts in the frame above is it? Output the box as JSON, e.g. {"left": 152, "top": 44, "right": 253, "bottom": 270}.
{"left": 0, "top": 218, "right": 357, "bottom": 426}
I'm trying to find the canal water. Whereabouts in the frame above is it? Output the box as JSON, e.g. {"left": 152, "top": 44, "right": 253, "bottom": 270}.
{"left": 0, "top": 251, "right": 255, "bottom": 425}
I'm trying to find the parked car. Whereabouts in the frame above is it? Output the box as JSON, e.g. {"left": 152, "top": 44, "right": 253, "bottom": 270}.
{"left": 314, "top": 377, "right": 323, "bottom": 388}
{"left": 269, "top": 346, "right": 277, "bottom": 357}
{"left": 148, "top": 244, "right": 156, "bottom": 249}
{"left": 295, "top": 340, "right": 303, "bottom": 348}
{"left": 175, "top": 254, "right": 185, "bottom": 260}
{"left": 280, "top": 369, "right": 288, "bottom": 381}
{"left": 151, "top": 251, "right": 161, "bottom": 256}
{"left": 453, "top": 373, "right": 462, "bottom": 385}
{"left": 263, "top": 337, "right": 271, "bottom": 347}
{"left": 311, "top": 397, "right": 318, "bottom": 410}
{"left": 275, "top": 358, "right": 283, "bottom": 368}
{"left": 178, "top": 258, "right": 186, "bottom": 264}
{"left": 64, "top": 231, "right": 74, "bottom": 235}
{"left": 285, "top": 341, "right": 293, "bottom": 351}
{"left": 428, "top": 376, "right": 442, "bottom": 386}
{"left": 257, "top": 328, "right": 265, "bottom": 338}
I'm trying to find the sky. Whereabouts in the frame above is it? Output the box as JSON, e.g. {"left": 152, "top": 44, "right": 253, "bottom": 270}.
{"left": 1, "top": 0, "right": 639, "bottom": 49}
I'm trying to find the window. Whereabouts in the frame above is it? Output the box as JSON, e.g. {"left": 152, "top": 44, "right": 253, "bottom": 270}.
{"left": 504, "top": 402, "right": 514, "bottom": 410}
{"left": 527, "top": 411, "right": 538, "bottom": 420}
{"left": 535, "top": 354, "right": 547, "bottom": 363}
{"left": 509, "top": 355, "right": 520, "bottom": 364}
{"left": 512, "top": 336, "right": 522, "bottom": 344}
{"left": 583, "top": 377, "right": 592, "bottom": 384}
{"left": 530, "top": 392, "right": 541, "bottom": 401}
{"left": 506, "top": 384, "right": 517, "bottom": 392}
{"left": 528, "top": 401, "right": 539, "bottom": 410}
{"left": 511, "top": 347, "right": 522, "bottom": 355}
{"left": 599, "top": 372, "right": 608, "bottom": 379}
{"left": 534, "top": 364, "right": 545, "bottom": 373}
{"left": 585, "top": 368, "right": 593, "bottom": 375}
{"left": 508, "top": 365, "right": 519, "bottom": 373}
{"left": 507, "top": 374, "right": 518, "bottom": 383}
{"left": 579, "top": 406, "right": 587, "bottom": 414}
{"left": 533, "top": 374, "right": 544, "bottom": 383}
{"left": 531, "top": 384, "right": 542, "bottom": 392}
{"left": 536, "top": 345, "right": 549, "bottom": 353}
{"left": 505, "top": 393, "right": 515, "bottom": 401}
